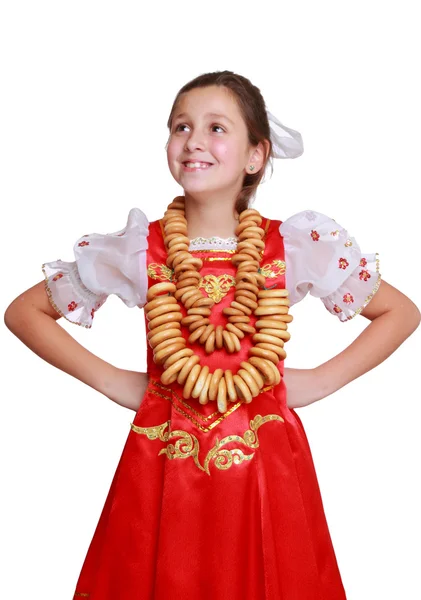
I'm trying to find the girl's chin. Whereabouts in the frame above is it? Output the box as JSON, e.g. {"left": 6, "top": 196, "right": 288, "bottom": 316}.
{"left": 180, "top": 185, "right": 221, "bottom": 196}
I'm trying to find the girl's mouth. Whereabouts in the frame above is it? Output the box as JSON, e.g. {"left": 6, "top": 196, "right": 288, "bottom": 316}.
{"left": 182, "top": 161, "right": 213, "bottom": 172}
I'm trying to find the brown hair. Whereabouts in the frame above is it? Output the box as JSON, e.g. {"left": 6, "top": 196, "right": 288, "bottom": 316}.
{"left": 166, "top": 70, "right": 274, "bottom": 215}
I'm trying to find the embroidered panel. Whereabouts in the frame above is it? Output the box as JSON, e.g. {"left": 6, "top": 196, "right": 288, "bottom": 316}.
{"left": 146, "top": 259, "right": 287, "bottom": 303}
{"left": 130, "top": 411, "right": 284, "bottom": 476}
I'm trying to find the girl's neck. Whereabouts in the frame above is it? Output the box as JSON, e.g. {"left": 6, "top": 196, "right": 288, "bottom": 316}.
{"left": 183, "top": 192, "right": 240, "bottom": 240}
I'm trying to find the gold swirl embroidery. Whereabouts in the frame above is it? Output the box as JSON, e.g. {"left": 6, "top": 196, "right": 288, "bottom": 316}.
{"left": 130, "top": 413, "right": 284, "bottom": 476}
{"left": 73, "top": 593, "right": 90, "bottom": 598}
{"left": 147, "top": 262, "right": 174, "bottom": 281}
{"left": 131, "top": 420, "right": 204, "bottom": 471}
{"left": 131, "top": 420, "right": 171, "bottom": 440}
{"left": 259, "top": 259, "right": 286, "bottom": 278}
{"left": 199, "top": 274, "right": 236, "bottom": 303}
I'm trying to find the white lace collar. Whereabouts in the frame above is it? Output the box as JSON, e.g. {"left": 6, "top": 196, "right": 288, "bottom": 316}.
{"left": 188, "top": 235, "right": 238, "bottom": 251}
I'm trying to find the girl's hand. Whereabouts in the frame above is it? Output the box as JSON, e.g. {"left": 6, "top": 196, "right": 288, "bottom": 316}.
{"left": 103, "top": 368, "right": 150, "bottom": 412}
{"left": 283, "top": 367, "right": 324, "bottom": 409}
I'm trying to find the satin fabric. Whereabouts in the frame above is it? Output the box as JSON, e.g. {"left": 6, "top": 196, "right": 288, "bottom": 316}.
{"left": 73, "top": 216, "right": 347, "bottom": 599}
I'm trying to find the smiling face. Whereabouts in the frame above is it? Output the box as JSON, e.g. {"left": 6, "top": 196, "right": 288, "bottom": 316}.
{"left": 166, "top": 85, "right": 255, "bottom": 202}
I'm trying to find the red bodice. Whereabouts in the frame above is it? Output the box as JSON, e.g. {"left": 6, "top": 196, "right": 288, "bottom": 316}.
{"left": 143, "top": 215, "right": 287, "bottom": 432}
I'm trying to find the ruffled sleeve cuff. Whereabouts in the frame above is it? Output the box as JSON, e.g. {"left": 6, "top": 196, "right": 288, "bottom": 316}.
{"left": 42, "top": 207, "right": 149, "bottom": 328}
{"left": 279, "top": 210, "right": 382, "bottom": 321}
{"left": 320, "top": 252, "right": 381, "bottom": 321}
{"left": 42, "top": 260, "right": 107, "bottom": 328}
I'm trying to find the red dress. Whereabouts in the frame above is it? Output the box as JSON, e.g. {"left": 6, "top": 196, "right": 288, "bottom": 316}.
{"left": 73, "top": 215, "right": 347, "bottom": 599}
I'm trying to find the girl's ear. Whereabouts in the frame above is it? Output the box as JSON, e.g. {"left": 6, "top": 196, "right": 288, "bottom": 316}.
{"left": 248, "top": 140, "right": 270, "bottom": 174}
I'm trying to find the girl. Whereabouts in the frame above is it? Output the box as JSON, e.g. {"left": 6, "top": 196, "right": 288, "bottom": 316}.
{"left": 5, "top": 70, "right": 420, "bottom": 599}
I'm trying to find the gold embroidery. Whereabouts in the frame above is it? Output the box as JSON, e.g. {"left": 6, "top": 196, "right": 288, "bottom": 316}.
{"left": 203, "top": 414, "right": 284, "bottom": 474}
{"left": 148, "top": 388, "right": 244, "bottom": 432}
{"left": 73, "top": 593, "right": 90, "bottom": 598}
{"left": 145, "top": 259, "right": 286, "bottom": 296}
{"left": 259, "top": 259, "right": 286, "bottom": 278}
{"left": 130, "top": 413, "right": 284, "bottom": 475}
{"left": 154, "top": 381, "right": 223, "bottom": 419}
{"left": 147, "top": 262, "right": 173, "bottom": 281}
{"left": 202, "top": 256, "right": 236, "bottom": 261}
{"left": 190, "top": 248, "right": 237, "bottom": 254}
{"left": 148, "top": 379, "right": 275, "bottom": 432}
{"left": 199, "top": 274, "right": 236, "bottom": 303}
{"left": 131, "top": 420, "right": 171, "bottom": 440}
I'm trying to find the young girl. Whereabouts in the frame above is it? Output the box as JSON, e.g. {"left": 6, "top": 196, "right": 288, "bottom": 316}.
{"left": 5, "top": 70, "right": 420, "bottom": 599}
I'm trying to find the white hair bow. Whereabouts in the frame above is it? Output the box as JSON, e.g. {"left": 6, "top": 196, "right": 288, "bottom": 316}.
{"left": 267, "top": 109, "right": 304, "bottom": 159}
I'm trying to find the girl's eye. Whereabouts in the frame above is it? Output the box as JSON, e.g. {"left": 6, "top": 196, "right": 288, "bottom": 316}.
{"left": 174, "top": 124, "right": 225, "bottom": 133}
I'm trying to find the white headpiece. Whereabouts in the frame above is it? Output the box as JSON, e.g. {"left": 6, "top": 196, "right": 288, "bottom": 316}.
{"left": 267, "top": 109, "right": 304, "bottom": 159}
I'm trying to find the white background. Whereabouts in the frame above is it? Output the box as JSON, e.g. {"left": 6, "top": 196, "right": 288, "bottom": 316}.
{"left": 1, "top": 1, "right": 420, "bottom": 598}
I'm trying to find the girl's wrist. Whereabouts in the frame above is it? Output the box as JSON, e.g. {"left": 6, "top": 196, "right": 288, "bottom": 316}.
{"left": 102, "top": 367, "right": 150, "bottom": 412}
{"left": 312, "top": 364, "right": 339, "bottom": 401}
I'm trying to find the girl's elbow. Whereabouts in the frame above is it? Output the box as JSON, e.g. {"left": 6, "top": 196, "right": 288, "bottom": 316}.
{"left": 4, "top": 301, "right": 25, "bottom": 334}
{"left": 402, "top": 300, "right": 421, "bottom": 333}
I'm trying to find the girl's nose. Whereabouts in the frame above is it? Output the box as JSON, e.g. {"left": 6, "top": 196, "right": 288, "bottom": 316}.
{"left": 184, "top": 131, "right": 206, "bottom": 152}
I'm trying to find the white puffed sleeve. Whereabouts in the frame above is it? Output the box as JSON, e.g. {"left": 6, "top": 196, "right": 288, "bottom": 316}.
{"left": 279, "top": 210, "right": 381, "bottom": 321}
{"left": 42, "top": 208, "right": 149, "bottom": 328}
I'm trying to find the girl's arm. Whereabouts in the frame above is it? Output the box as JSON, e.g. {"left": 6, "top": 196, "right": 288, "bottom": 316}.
{"left": 284, "top": 279, "right": 420, "bottom": 408}
{"left": 4, "top": 281, "right": 149, "bottom": 412}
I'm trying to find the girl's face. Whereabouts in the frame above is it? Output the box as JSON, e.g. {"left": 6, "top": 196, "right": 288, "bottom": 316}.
{"left": 166, "top": 85, "right": 256, "bottom": 200}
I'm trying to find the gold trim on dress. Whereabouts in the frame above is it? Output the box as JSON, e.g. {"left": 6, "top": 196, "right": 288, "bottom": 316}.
{"left": 146, "top": 379, "right": 275, "bottom": 432}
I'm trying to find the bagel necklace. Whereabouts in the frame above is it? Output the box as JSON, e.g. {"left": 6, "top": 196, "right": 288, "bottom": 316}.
{"left": 144, "top": 195, "right": 293, "bottom": 414}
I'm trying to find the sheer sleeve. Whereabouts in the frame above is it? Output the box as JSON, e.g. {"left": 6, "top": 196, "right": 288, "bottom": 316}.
{"left": 279, "top": 210, "right": 381, "bottom": 321}
{"left": 42, "top": 208, "right": 149, "bottom": 328}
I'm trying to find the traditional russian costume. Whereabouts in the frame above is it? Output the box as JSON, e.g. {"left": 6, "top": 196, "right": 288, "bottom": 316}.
{"left": 42, "top": 207, "right": 381, "bottom": 599}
